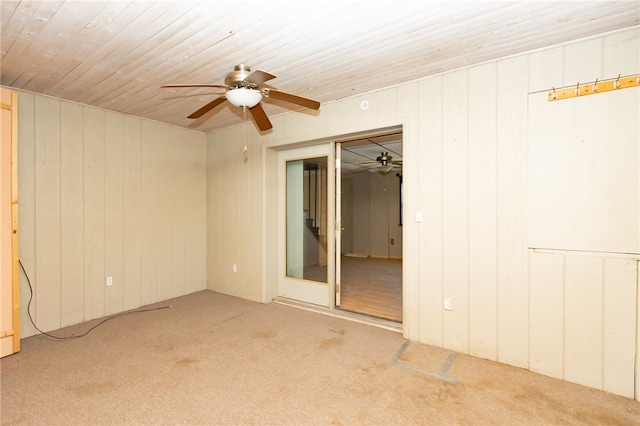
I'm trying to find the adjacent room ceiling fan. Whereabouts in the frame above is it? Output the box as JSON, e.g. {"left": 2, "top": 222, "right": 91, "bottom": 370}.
{"left": 161, "top": 64, "right": 320, "bottom": 131}
{"left": 365, "top": 152, "right": 402, "bottom": 175}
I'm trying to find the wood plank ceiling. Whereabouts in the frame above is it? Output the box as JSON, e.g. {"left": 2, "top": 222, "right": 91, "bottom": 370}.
{"left": 1, "top": 1, "right": 639, "bottom": 134}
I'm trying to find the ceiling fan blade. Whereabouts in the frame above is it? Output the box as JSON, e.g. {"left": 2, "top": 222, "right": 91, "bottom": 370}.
{"left": 265, "top": 89, "right": 320, "bottom": 110}
{"left": 245, "top": 70, "right": 276, "bottom": 85}
{"left": 248, "top": 103, "right": 273, "bottom": 131}
{"left": 162, "top": 83, "right": 228, "bottom": 89}
{"left": 187, "top": 97, "right": 227, "bottom": 119}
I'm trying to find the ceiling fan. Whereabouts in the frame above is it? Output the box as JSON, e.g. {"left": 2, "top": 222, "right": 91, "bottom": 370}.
{"left": 365, "top": 152, "right": 402, "bottom": 175}
{"left": 161, "top": 64, "right": 320, "bottom": 131}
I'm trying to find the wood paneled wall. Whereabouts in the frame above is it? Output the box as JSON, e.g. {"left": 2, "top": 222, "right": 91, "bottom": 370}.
{"left": 18, "top": 94, "right": 207, "bottom": 336}
{"left": 207, "top": 28, "right": 639, "bottom": 399}
{"left": 347, "top": 170, "right": 402, "bottom": 259}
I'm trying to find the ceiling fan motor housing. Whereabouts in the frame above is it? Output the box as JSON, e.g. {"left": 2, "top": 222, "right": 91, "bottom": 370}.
{"left": 225, "top": 64, "right": 257, "bottom": 88}
{"left": 377, "top": 152, "right": 391, "bottom": 166}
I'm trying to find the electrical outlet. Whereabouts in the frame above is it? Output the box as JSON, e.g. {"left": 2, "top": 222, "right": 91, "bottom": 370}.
{"left": 444, "top": 298, "right": 452, "bottom": 311}
{"left": 106, "top": 276, "right": 113, "bottom": 287}
{"left": 232, "top": 264, "right": 237, "bottom": 273}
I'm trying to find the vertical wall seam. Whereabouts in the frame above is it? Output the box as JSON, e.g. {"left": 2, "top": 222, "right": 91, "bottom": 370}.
{"left": 525, "top": 53, "right": 532, "bottom": 368}
{"left": 633, "top": 261, "right": 640, "bottom": 401}
{"left": 33, "top": 98, "right": 39, "bottom": 328}
{"left": 601, "top": 256, "right": 606, "bottom": 390}
{"left": 562, "top": 254, "right": 566, "bottom": 379}
{"left": 494, "top": 62, "right": 500, "bottom": 361}
{"left": 440, "top": 76, "right": 445, "bottom": 347}
{"left": 493, "top": 61, "right": 499, "bottom": 361}
{"left": 102, "top": 112, "right": 106, "bottom": 315}
{"left": 58, "top": 100, "right": 62, "bottom": 330}
{"left": 560, "top": 44, "right": 567, "bottom": 381}
{"left": 138, "top": 121, "right": 142, "bottom": 307}
{"left": 121, "top": 119, "right": 125, "bottom": 311}
{"left": 152, "top": 124, "right": 157, "bottom": 302}
{"left": 466, "top": 69, "right": 471, "bottom": 354}
{"left": 80, "top": 108, "right": 85, "bottom": 323}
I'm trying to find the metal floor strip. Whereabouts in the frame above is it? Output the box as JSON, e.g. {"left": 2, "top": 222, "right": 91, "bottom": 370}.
{"left": 392, "top": 340, "right": 459, "bottom": 384}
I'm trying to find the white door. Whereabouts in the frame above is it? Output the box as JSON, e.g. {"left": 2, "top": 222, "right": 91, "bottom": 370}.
{"left": 278, "top": 144, "right": 335, "bottom": 307}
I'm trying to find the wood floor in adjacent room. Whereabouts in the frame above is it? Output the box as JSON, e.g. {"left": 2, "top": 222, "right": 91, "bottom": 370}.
{"left": 339, "top": 255, "right": 402, "bottom": 323}
{"left": 2, "top": 290, "right": 638, "bottom": 425}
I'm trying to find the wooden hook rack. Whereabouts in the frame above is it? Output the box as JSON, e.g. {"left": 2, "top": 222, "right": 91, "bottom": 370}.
{"left": 548, "top": 74, "right": 639, "bottom": 101}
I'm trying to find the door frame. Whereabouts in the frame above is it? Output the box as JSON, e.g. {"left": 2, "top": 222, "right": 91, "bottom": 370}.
{"left": 261, "top": 124, "right": 406, "bottom": 324}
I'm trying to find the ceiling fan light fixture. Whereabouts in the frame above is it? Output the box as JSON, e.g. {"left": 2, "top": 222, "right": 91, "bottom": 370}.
{"left": 226, "top": 87, "right": 262, "bottom": 108}
{"left": 368, "top": 165, "right": 394, "bottom": 176}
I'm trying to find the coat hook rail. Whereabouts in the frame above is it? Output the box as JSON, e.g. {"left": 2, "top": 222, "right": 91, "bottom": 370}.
{"left": 548, "top": 74, "right": 639, "bottom": 101}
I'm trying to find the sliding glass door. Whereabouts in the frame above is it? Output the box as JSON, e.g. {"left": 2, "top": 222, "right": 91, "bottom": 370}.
{"left": 278, "top": 144, "right": 334, "bottom": 306}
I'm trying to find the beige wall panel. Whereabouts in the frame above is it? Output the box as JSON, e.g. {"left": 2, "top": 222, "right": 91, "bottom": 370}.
{"left": 169, "top": 126, "right": 186, "bottom": 299}
{"left": 16, "top": 93, "right": 206, "bottom": 338}
{"left": 154, "top": 125, "right": 173, "bottom": 302}
{"left": 60, "top": 102, "right": 85, "bottom": 326}
{"left": 35, "top": 96, "right": 61, "bottom": 331}
{"left": 262, "top": 145, "right": 279, "bottom": 302}
{"left": 183, "top": 131, "right": 207, "bottom": 296}
{"left": 340, "top": 177, "right": 354, "bottom": 254}
{"left": 315, "top": 102, "right": 341, "bottom": 137}
{"left": 222, "top": 127, "right": 245, "bottom": 298}
{"left": 529, "top": 252, "right": 564, "bottom": 378}
{"left": 206, "top": 131, "right": 224, "bottom": 294}
{"left": 236, "top": 126, "right": 258, "bottom": 300}
{"left": 83, "top": 107, "right": 106, "bottom": 321}
{"left": 265, "top": 115, "right": 287, "bottom": 143}
{"left": 563, "top": 38, "right": 602, "bottom": 87}
{"left": 104, "top": 111, "right": 125, "bottom": 315}
{"left": 468, "top": 62, "right": 498, "bottom": 360}
{"left": 417, "top": 76, "right": 444, "bottom": 346}
{"left": 528, "top": 46, "right": 563, "bottom": 93}
{"left": 602, "top": 257, "right": 636, "bottom": 398}
{"left": 231, "top": 128, "right": 250, "bottom": 298}
{"left": 528, "top": 87, "right": 639, "bottom": 254}
{"left": 396, "top": 82, "right": 419, "bottom": 340}
{"left": 238, "top": 128, "right": 252, "bottom": 299}
{"left": 17, "top": 92, "right": 36, "bottom": 337}
{"left": 347, "top": 89, "right": 397, "bottom": 129}
{"left": 336, "top": 97, "right": 361, "bottom": 132}
{"left": 370, "top": 174, "right": 389, "bottom": 258}
{"left": 374, "top": 89, "right": 399, "bottom": 124}
{"left": 281, "top": 108, "right": 322, "bottom": 140}
{"left": 496, "top": 56, "right": 529, "bottom": 368}
{"left": 603, "top": 28, "right": 639, "bottom": 77}
{"left": 388, "top": 172, "right": 402, "bottom": 259}
{"left": 637, "top": 264, "right": 640, "bottom": 401}
{"left": 217, "top": 133, "right": 233, "bottom": 296}
{"left": 351, "top": 172, "right": 372, "bottom": 255}
{"left": 217, "top": 135, "right": 233, "bottom": 296}
{"left": 247, "top": 127, "right": 263, "bottom": 302}
{"left": 139, "top": 120, "right": 158, "bottom": 306}
{"left": 415, "top": 80, "right": 439, "bottom": 337}
{"left": 564, "top": 255, "right": 603, "bottom": 390}
{"left": 441, "top": 69, "right": 469, "bottom": 352}
{"left": 123, "top": 116, "right": 142, "bottom": 310}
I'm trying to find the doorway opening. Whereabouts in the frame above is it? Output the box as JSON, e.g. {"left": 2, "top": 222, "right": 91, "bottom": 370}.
{"left": 336, "top": 131, "right": 403, "bottom": 323}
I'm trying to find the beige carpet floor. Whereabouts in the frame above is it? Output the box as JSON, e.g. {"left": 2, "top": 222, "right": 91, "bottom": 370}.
{"left": 1, "top": 290, "right": 638, "bottom": 425}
